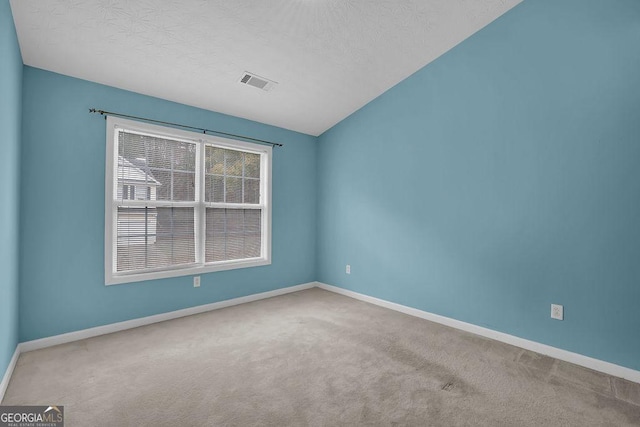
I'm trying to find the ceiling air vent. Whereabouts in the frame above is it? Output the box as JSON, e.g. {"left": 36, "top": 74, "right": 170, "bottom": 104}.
{"left": 238, "top": 72, "right": 277, "bottom": 92}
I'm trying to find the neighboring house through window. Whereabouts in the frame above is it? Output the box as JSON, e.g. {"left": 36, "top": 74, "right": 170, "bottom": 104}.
{"left": 118, "top": 157, "right": 160, "bottom": 201}
{"left": 105, "top": 117, "right": 272, "bottom": 285}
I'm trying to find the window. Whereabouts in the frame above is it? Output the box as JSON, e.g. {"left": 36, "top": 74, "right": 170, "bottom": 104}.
{"left": 105, "top": 117, "right": 272, "bottom": 285}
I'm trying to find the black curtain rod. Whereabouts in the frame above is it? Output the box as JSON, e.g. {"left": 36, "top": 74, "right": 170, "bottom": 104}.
{"left": 89, "top": 108, "right": 283, "bottom": 147}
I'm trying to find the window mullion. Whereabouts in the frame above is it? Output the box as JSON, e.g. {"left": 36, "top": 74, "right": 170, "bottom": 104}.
{"left": 195, "top": 141, "right": 205, "bottom": 266}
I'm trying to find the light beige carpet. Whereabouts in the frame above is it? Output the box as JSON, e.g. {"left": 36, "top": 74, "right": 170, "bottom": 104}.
{"left": 3, "top": 288, "right": 640, "bottom": 426}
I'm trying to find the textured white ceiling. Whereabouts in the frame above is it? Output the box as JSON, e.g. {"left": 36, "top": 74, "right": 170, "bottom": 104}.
{"left": 9, "top": 0, "right": 521, "bottom": 136}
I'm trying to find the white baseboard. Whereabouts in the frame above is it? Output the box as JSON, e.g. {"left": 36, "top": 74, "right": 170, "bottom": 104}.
{"left": 20, "top": 282, "right": 315, "bottom": 353}
{"left": 315, "top": 282, "right": 640, "bottom": 384}
{"left": 0, "top": 345, "right": 20, "bottom": 403}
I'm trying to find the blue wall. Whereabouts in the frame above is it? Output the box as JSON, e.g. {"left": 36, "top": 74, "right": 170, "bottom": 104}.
{"left": 318, "top": 0, "right": 640, "bottom": 371}
{"left": 19, "top": 67, "right": 317, "bottom": 341}
{"left": 0, "top": 0, "right": 22, "bottom": 379}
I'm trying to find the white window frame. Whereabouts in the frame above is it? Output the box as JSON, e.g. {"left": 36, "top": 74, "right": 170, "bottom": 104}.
{"left": 105, "top": 117, "right": 272, "bottom": 285}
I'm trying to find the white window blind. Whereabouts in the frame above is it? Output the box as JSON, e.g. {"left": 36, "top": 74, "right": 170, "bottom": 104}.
{"left": 204, "top": 146, "right": 262, "bottom": 262}
{"left": 105, "top": 117, "right": 271, "bottom": 285}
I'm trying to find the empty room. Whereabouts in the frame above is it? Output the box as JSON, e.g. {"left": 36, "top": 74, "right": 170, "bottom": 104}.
{"left": 1, "top": 0, "right": 640, "bottom": 425}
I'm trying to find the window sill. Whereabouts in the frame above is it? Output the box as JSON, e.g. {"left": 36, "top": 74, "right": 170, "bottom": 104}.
{"left": 105, "top": 258, "right": 271, "bottom": 286}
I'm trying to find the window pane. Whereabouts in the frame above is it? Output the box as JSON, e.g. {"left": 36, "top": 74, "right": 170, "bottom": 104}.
{"left": 205, "top": 145, "right": 261, "bottom": 204}
{"left": 118, "top": 131, "right": 196, "bottom": 202}
{"left": 244, "top": 210, "right": 261, "bottom": 258}
{"left": 213, "top": 175, "right": 224, "bottom": 203}
{"left": 117, "top": 206, "right": 195, "bottom": 272}
{"left": 244, "top": 153, "right": 260, "bottom": 178}
{"left": 148, "top": 169, "right": 169, "bottom": 201}
{"left": 205, "top": 208, "right": 261, "bottom": 262}
{"left": 205, "top": 175, "right": 225, "bottom": 203}
{"left": 244, "top": 178, "right": 260, "bottom": 204}
{"left": 224, "top": 150, "right": 243, "bottom": 177}
{"left": 205, "top": 147, "right": 224, "bottom": 174}
{"left": 172, "top": 172, "right": 195, "bottom": 201}
{"left": 225, "top": 177, "right": 242, "bottom": 203}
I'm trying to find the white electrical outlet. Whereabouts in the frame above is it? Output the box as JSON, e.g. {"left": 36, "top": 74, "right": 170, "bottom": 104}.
{"left": 551, "top": 304, "right": 563, "bottom": 320}
{"left": 346, "top": 265, "right": 351, "bottom": 274}
{"left": 193, "top": 276, "right": 200, "bottom": 287}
